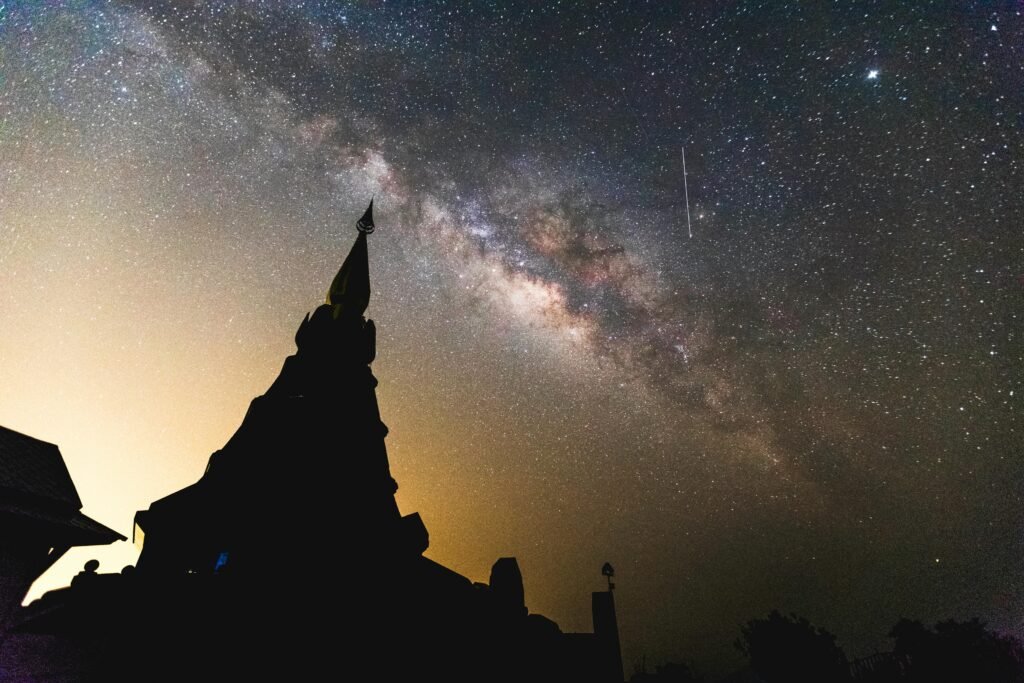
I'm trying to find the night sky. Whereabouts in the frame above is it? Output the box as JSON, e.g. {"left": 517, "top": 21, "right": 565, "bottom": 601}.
{"left": 1, "top": 0, "right": 1021, "bottom": 673}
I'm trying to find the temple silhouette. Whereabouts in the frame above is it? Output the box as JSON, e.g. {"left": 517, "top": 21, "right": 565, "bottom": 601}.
{"left": 0, "top": 203, "right": 624, "bottom": 682}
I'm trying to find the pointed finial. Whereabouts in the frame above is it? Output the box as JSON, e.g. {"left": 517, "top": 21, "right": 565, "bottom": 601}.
{"left": 356, "top": 199, "right": 375, "bottom": 234}
{"left": 326, "top": 202, "right": 373, "bottom": 315}
{"left": 602, "top": 562, "right": 616, "bottom": 591}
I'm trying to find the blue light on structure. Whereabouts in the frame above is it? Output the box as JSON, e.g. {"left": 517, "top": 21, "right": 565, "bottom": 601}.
{"left": 214, "top": 552, "right": 229, "bottom": 572}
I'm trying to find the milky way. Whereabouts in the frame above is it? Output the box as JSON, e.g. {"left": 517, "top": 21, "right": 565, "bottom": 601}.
{"left": 0, "top": 1, "right": 1021, "bottom": 672}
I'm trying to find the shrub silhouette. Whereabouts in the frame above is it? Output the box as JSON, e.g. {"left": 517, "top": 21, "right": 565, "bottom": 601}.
{"left": 890, "top": 617, "right": 1024, "bottom": 683}
{"left": 736, "top": 610, "right": 849, "bottom": 683}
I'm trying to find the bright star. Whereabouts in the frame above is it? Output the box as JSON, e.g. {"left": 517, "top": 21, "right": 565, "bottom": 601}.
{"left": 867, "top": 69, "right": 880, "bottom": 80}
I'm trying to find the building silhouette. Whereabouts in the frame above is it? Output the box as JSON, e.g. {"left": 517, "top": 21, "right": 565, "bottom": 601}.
{"left": 0, "top": 426, "right": 123, "bottom": 630}
{"left": 0, "top": 203, "right": 623, "bottom": 682}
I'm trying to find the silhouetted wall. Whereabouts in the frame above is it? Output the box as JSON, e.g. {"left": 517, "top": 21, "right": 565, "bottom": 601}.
{"left": 593, "top": 590, "right": 625, "bottom": 683}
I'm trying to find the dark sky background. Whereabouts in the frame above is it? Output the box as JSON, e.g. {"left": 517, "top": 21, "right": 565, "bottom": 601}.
{"left": 1, "top": 0, "right": 1021, "bottom": 674}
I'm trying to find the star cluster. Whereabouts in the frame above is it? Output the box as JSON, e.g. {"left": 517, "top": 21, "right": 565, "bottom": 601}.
{"left": 0, "top": 1, "right": 1020, "bottom": 673}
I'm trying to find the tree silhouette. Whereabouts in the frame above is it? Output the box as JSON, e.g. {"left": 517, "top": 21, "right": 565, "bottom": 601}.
{"left": 735, "top": 610, "right": 850, "bottom": 683}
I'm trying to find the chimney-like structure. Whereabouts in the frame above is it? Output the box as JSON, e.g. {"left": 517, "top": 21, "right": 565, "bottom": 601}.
{"left": 592, "top": 587, "right": 625, "bottom": 683}
{"left": 489, "top": 557, "right": 527, "bottom": 618}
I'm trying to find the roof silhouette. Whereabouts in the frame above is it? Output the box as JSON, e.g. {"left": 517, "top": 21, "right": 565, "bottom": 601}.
{"left": 0, "top": 425, "right": 123, "bottom": 545}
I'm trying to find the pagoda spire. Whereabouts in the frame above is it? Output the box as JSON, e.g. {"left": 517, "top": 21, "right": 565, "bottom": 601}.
{"left": 326, "top": 200, "right": 374, "bottom": 318}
